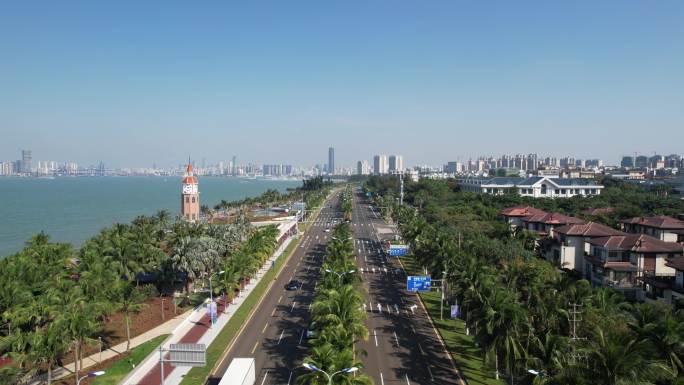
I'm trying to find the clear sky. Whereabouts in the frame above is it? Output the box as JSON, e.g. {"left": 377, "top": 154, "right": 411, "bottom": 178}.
{"left": 1, "top": 1, "right": 682, "bottom": 168}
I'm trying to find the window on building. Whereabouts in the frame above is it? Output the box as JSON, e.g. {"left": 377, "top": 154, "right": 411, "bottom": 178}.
{"left": 192, "top": 197, "right": 196, "bottom": 203}
{"left": 541, "top": 184, "right": 547, "bottom": 195}
{"left": 561, "top": 189, "right": 566, "bottom": 194}
{"left": 554, "top": 189, "right": 560, "bottom": 194}
{"left": 185, "top": 197, "right": 189, "bottom": 203}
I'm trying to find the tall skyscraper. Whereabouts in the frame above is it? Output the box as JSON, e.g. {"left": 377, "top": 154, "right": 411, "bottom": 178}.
{"left": 21, "top": 150, "right": 32, "bottom": 174}
{"left": 232, "top": 155, "right": 237, "bottom": 176}
{"left": 373, "top": 154, "right": 388, "bottom": 175}
{"left": 328, "top": 147, "right": 335, "bottom": 175}
{"left": 389, "top": 155, "right": 403, "bottom": 173}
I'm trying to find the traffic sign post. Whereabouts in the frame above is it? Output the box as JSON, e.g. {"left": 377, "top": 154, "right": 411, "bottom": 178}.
{"left": 406, "top": 276, "right": 431, "bottom": 292}
{"left": 388, "top": 245, "right": 409, "bottom": 257}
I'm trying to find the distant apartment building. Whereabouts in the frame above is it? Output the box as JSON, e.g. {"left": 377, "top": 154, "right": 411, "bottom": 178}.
{"left": 356, "top": 160, "right": 371, "bottom": 175}
{"left": 262, "top": 164, "right": 293, "bottom": 177}
{"left": 457, "top": 176, "right": 604, "bottom": 198}
{"left": 635, "top": 155, "right": 649, "bottom": 168}
{"left": 621, "top": 156, "right": 635, "bottom": 168}
{"left": 373, "top": 154, "right": 388, "bottom": 175}
{"left": 388, "top": 155, "right": 403, "bottom": 173}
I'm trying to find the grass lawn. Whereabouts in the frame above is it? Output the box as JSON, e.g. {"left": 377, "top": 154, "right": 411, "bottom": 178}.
{"left": 399, "top": 256, "right": 504, "bottom": 385}
{"left": 180, "top": 231, "right": 302, "bottom": 385}
{"left": 91, "top": 334, "right": 168, "bottom": 385}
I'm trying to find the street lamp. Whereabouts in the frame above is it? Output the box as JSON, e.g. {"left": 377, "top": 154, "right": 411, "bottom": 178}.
{"left": 303, "top": 363, "right": 359, "bottom": 385}
{"left": 77, "top": 371, "right": 105, "bottom": 385}
{"left": 207, "top": 270, "right": 225, "bottom": 328}
{"left": 325, "top": 268, "right": 356, "bottom": 285}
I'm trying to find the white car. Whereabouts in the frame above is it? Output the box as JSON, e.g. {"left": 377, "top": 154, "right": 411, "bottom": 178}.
{"left": 324, "top": 229, "right": 330, "bottom": 233}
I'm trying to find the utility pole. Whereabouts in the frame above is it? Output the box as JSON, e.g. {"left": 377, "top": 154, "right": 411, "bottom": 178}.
{"left": 568, "top": 302, "right": 586, "bottom": 364}
{"left": 399, "top": 173, "right": 404, "bottom": 206}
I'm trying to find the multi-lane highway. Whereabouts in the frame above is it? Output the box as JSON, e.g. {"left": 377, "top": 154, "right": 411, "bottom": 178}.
{"left": 208, "top": 192, "right": 343, "bottom": 385}
{"left": 209, "top": 187, "right": 463, "bottom": 385}
{"left": 351, "top": 189, "right": 464, "bottom": 385}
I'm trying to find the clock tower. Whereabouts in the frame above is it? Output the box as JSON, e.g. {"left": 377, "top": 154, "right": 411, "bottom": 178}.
{"left": 181, "top": 162, "right": 200, "bottom": 221}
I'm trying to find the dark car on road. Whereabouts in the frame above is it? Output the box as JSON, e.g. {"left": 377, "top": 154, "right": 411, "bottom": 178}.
{"left": 285, "top": 279, "right": 301, "bottom": 290}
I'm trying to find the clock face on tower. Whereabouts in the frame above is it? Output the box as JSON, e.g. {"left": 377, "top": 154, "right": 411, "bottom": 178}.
{"left": 182, "top": 184, "right": 196, "bottom": 194}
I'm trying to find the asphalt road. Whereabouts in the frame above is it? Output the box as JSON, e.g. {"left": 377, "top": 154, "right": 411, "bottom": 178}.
{"left": 210, "top": 187, "right": 464, "bottom": 385}
{"left": 351, "top": 189, "right": 464, "bottom": 385}
{"left": 209, "top": 191, "right": 343, "bottom": 385}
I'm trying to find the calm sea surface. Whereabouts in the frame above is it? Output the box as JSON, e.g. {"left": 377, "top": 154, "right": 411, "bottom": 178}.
{"left": 0, "top": 177, "right": 301, "bottom": 257}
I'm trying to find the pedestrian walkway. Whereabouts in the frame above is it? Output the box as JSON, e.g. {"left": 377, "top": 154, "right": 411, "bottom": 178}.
{"left": 121, "top": 235, "right": 296, "bottom": 385}
{"left": 28, "top": 308, "right": 193, "bottom": 385}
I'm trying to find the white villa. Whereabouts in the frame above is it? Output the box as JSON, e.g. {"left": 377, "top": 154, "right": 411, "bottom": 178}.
{"left": 457, "top": 176, "right": 604, "bottom": 198}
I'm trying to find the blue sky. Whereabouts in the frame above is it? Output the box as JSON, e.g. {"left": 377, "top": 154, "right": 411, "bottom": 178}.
{"left": 1, "top": 1, "right": 682, "bottom": 168}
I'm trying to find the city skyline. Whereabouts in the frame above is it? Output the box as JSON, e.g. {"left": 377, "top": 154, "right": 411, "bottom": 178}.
{"left": 2, "top": 1, "right": 683, "bottom": 167}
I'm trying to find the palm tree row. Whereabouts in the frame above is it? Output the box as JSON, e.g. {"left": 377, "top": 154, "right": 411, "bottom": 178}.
{"left": 0, "top": 178, "right": 325, "bottom": 384}
{"left": 298, "top": 219, "right": 372, "bottom": 385}
{"left": 367, "top": 177, "right": 684, "bottom": 385}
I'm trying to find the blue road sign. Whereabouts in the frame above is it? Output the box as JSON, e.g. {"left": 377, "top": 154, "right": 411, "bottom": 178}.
{"left": 407, "top": 276, "right": 431, "bottom": 292}
{"left": 388, "top": 245, "right": 408, "bottom": 256}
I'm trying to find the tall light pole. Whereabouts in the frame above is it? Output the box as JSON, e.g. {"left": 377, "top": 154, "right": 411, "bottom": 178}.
{"left": 325, "top": 268, "right": 356, "bottom": 285}
{"left": 208, "top": 270, "right": 225, "bottom": 328}
{"left": 77, "top": 371, "right": 105, "bottom": 385}
{"left": 303, "top": 363, "right": 359, "bottom": 385}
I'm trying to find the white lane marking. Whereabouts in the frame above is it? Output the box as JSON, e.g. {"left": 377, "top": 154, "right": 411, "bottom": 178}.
{"left": 386, "top": 304, "right": 391, "bottom": 313}
{"left": 287, "top": 371, "right": 293, "bottom": 385}
{"left": 298, "top": 329, "right": 305, "bottom": 345}
{"left": 278, "top": 329, "right": 285, "bottom": 344}
{"left": 380, "top": 371, "right": 385, "bottom": 385}
{"left": 427, "top": 366, "right": 435, "bottom": 381}
{"left": 405, "top": 374, "right": 411, "bottom": 385}
{"left": 394, "top": 331, "right": 399, "bottom": 346}
{"left": 374, "top": 329, "right": 378, "bottom": 346}
{"left": 260, "top": 370, "right": 269, "bottom": 385}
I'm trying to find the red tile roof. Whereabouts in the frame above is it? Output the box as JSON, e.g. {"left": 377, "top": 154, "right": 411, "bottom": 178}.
{"left": 499, "top": 206, "right": 547, "bottom": 218}
{"left": 588, "top": 234, "right": 684, "bottom": 253}
{"left": 554, "top": 222, "right": 625, "bottom": 237}
{"left": 524, "top": 212, "right": 586, "bottom": 226}
{"left": 621, "top": 216, "right": 684, "bottom": 230}
{"left": 583, "top": 207, "right": 614, "bottom": 216}
{"left": 666, "top": 257, "right": 684, "bottom": 271}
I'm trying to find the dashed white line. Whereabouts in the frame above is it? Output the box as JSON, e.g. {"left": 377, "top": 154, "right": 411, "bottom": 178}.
{"left": 298, "top": 329, "right": 305, "bottom": 345}
{"left": 405, "top": 373, "right": 411, "bottom": 385}
{"left": 287, "top": 371, "right": 293, "bottom": 385}
{"left": 380, "top": 371, "right": 385, "bottom": 385}
{"left": 278, "top": 329, "right": 285, "bottom": 344}
{"left": 291, "top": 301, "right": 297, "bottom": 312}
{"left": 260, "top": 370, "right": 269, "bottom": 385}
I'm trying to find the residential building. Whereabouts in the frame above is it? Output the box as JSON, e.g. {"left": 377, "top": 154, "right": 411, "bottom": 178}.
{"left": 584, "top": 234, "right": 683, "bottom": 300}
{"left": 621, "top": 156, "right": 635, "bottom": 168}
{"left": 356, "top": 160, "right": 371, "bottom": 175}
{"left": 21, "top": 150, "right": 32, "bottom": 174}
{"left": 499, "top": 206, "right": 547, "bottom": 228}
{"left": 522, "top": 212, "right": 586, "bottom": 238}
{"left": 457, "top": 176, "right": 604, "bottom": 198}
{"left": 662, "top": 257, "right": 684, "bottom": 306}
{"left": 388, "top": 155, "right": 403, "bottom": 173}
{"left": 620, "top": 216, "right": 684, "bottom": 243}
{"left": 373, "top": 154, "right": 388, "bottom": 175}
{"left": 541, "top": 222, "right": 625, "bottom": 273}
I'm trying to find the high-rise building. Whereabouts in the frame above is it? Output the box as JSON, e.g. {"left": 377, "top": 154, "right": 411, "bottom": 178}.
{"left": 389, "top": 155, "right": 403, "bottom": 173}
{"left": 181, "top": 162, "right": 200, "bottom": 222}
{"left": 621, "top": 156, "right": 634, "bottom": 168}
{"left": 21, "top": 150, "right": 32, "bottom": 174}
{"left": 635, "top": 155, "right": 648, "bottom": 168}
{"left": 328, "top": 147, "right": 335, "bottom": 175}
{"left": 232, "top": 155, "right": 237, "bottom": 176}
{"left": 373, "top": 154, "right": 388, "bottom": 175}
{"left": 356, "top": 160, "right": 371, "bottom": 175}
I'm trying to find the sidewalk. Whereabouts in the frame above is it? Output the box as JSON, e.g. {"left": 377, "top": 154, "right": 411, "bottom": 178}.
{"left": 28, "top": 309, "right": 194, "bottom": 385}
{"left": 120, "top": 234, "right": 296, "bottom": 385}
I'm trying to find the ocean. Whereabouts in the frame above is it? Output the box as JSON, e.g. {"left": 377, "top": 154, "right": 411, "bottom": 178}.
{"left": 0, "top": 176, "right": 301, "bottom": 257}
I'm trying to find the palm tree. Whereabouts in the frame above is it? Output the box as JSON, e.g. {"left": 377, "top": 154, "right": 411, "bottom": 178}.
{"left": 297, "top": 343, "right": 371, "bottom": 385}
{"left": 112, "top": 282, "right": 147, "bottom": 351}
{"left": 579, "top": 326, "right": 672, "bottom": 385}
